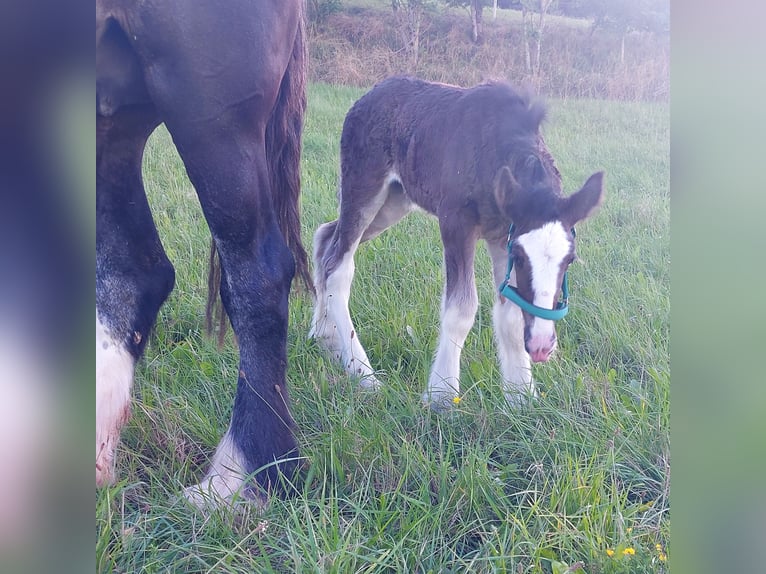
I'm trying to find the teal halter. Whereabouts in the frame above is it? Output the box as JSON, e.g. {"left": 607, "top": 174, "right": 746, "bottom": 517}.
{"left": 498, "top": 223, "right": 573, "bottom": 321}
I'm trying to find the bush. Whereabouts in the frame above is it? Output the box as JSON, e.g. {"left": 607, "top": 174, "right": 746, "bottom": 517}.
{"left": 307, "top": 7, "right": 669, "bottom": 101}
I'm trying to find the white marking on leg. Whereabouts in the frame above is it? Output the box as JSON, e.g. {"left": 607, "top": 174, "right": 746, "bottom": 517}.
{"left": 489, "top": 244, "right": 535, "bottom": 406}
{"left": 96, "top": 313, "right": 135, "bottom": 487}
{"left": 183, "top": 428, "right": 253, "bottom": 510}
{"left": 310, "top": 176, "right": 397, "bottom": 389}
{"left": 318, "top": 249, "right": 380, "bottom": 388}
{"left": 493, "top": 296, "right": 535, "bottom": 404}
{"left": 423, "top": 293, "right": 477, "bottom": 408}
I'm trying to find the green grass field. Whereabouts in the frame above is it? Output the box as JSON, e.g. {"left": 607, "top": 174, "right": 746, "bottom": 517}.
{"left": 96, "top": 83, "right": 669, "bottom": 573}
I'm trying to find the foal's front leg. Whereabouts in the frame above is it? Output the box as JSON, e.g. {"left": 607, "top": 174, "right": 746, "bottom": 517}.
{"left": 487, "top": 240, "right": 535, "bottom": 404}
{"left": 423, "top": 220, "right": 479, "bottom": 409}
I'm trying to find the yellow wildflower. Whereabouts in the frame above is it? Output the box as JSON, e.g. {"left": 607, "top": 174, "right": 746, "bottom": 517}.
{"left": 606, "top": 549, "right": 615, "bottom": 557}
{"left": 622, "top": 547, "right": 635, "bottom": 556}
{"left": 452, "top": 396, "right": 461, "bottom": 405}
{"left": 659, "top": 552, "right": 667, "bottom": 562}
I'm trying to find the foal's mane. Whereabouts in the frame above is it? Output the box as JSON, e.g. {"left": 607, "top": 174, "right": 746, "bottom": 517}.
{"left": 503, "top": 110, "right": 564, "bottom": 226}
{"left": 480, "top": 81, "right": 561, "bottom": 189}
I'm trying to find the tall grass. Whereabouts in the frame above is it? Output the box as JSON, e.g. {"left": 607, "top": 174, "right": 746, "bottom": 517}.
{"left": 96, "top": 84, "right": 669, "bottom": 573}
{"left": 308, "top": 8, "right": 669, "bottom": 101}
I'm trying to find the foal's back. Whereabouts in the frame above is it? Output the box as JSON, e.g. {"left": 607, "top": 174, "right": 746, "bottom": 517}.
{"left": 339, "top": 76, "right": 548, "bottom": 216}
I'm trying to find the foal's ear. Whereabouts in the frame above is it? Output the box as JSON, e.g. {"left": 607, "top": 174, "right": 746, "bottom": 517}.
{"left": 562, "top": 171, "right": 605, "bottom": 225}
{"left": 494, "top": 166, "right": 522, "bottom": 216}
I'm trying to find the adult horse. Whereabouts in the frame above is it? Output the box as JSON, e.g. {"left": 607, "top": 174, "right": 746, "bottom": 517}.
{"left": 311, "top": 76, "right": 604, "bottom": 408}
{"left": 96, "top": 0, "right": 311, "bottom": 506}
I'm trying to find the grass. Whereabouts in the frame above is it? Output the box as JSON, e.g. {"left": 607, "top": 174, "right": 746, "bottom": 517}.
{"left": 96, "top": 83, "right": 669, "bottom": 573}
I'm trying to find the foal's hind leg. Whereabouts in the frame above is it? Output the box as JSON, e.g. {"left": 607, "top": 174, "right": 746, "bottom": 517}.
{"left": 423, "top": 214, "right": 480, "bottom": 409}
{"left": 311, "top": 179, "right": 412, "bottom": 388}
{"left": 96, "top": 106, "right": 174, "bottom": 486}
{"left": 486, "top": 238, "right": 535, "bottom": 404}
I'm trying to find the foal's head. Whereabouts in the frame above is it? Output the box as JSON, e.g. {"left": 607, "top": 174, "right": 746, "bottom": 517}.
{"left": 494, "top": 160, "right": 604, "bottom": 363}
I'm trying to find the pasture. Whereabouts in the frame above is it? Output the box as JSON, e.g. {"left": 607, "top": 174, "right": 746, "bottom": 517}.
{"left": 96, "top": 83, "right": 669, "bottom": 573}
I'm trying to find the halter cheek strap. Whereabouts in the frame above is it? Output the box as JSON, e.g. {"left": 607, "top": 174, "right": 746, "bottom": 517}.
{"left": 498, "top": 224, "right": 573, "bottom": 321}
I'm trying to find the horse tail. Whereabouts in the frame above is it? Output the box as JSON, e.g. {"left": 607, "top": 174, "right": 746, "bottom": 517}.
{"left": 265, "top": 6, "right": 314, "bottom": 294}
{"left": 205, "top": 241, "right": 228, "bottom": 347}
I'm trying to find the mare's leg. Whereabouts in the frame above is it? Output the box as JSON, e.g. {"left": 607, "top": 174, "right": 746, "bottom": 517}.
{"left": 422, "top": 214, "right": 479, "bottom": 409}
{"left": 311, "top": 179, "right": 412, "bottom": 388}
{"left": 96, "top": 106, "right": 174, "bottom": 486}
{"left": 486, "top": 238, "right": 535, "bottom": 403}
{"left": 104, "top": 0, "right": 305, "bottom": 507}
{"left": 169, "top": 123, "right": 299, "bottom": 506}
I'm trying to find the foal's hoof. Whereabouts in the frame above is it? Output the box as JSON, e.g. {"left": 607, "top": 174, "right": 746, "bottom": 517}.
{"left": 358, "top": 373, "right": 383, "bottom": 390}
{"left": 503, "top": 386, "right": 538, "bottom": 409}
{"left": 421, "top": 390, "right": 459, "bottom": 412}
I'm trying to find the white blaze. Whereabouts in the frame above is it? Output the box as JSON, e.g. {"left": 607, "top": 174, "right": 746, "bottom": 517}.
{"left": 515, "top": 221, "right": 570, "bottom": 344}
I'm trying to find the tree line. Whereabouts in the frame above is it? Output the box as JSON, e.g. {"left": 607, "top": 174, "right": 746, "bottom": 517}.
{"left": 309, "top": 0, "right": 668, "bottom": 80}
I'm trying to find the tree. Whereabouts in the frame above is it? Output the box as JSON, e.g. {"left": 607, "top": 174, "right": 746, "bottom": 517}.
{"left": 516, "top": 0, "right": 557, "bottom": 83}
{"left": 443, "top": 0, "right": 490, "bottom": 44}
{"left": 391, "top": 0, "right": 434, "bottom": 68}
{"left": 581, "top": 0, "right": 669, "bottom": 35}
{"left": 307, "top": 0, "right": 343, "bottom": 24}
{"left": 565, "top": 0, "right": 669, "bottom": 64}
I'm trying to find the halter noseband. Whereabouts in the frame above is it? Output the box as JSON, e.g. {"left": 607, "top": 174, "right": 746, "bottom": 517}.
{"left": 498, "top": 223, "right": 574, "bottom": 321}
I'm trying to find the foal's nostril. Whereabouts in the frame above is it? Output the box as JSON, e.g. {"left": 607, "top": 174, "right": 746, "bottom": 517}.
{"left": 529, "top": 348, "right": 552, "bottom": 363}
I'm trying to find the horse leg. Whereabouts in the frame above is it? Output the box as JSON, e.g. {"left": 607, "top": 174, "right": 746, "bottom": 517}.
{"left": 164, "top": 123, "right": 298, "bottom": 506}
{"left": 359, "top": 183, "right": 414, "bottom": 243}
{"left": 96, "top": 106, "right": 173, "bottom": 486}
{"left": 486, "top": 238, "right": 535, "bottom": 404}
{"left": 422, "top": 215, "right": 479, "bottom": 409}
{"left": 311, "top": 178, "right": 410, "bottom": 388}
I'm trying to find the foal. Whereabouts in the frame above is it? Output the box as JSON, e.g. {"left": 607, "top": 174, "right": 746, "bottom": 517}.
{"left": 311, "top": 77, "right": 604, "bottom": 407}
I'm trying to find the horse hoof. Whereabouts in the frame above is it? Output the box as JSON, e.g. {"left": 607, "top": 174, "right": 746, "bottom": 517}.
{"left": 503, "top": 386, "right": 537, "bottom": 408}
{"left": 96, "top": 439, "right": 118, "bottom": 487}
{"left": 96, "top": 461, "right": 115, "bottom": 488}
{"left": 181, "top": 429, "right": 265, "bottom": 510}
{"left": 358, "top": 373, "right": 382, "bottom": 390}
{"left": 421, "top": 390, "right": 458, "bottom": 412}
{"left": 182, "top": 477, "right": 267, "bottom": 512}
